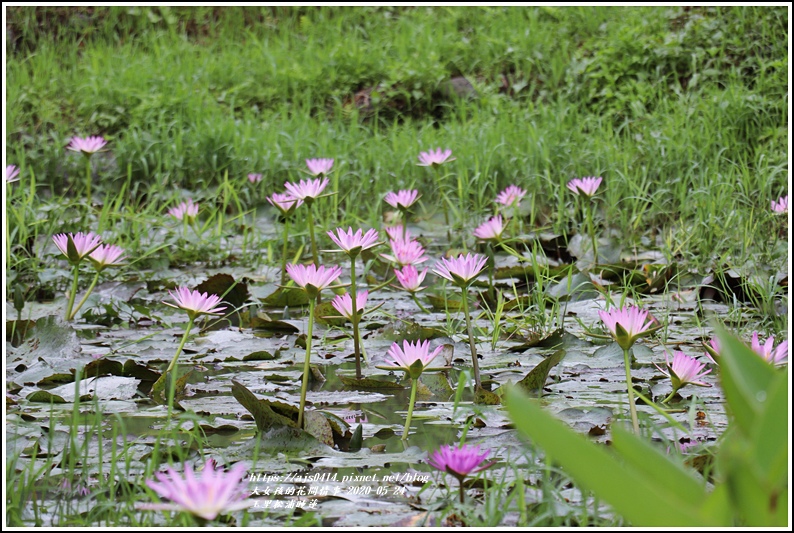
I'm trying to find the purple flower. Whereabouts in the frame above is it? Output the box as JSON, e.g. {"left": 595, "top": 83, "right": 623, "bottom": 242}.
{"left": 138, "top": 459, "right": 251, "bottom": 521}
{"left": 53, "top": 232, "right": 103, "bottom": 264}
{"left": 418, "top": 148, "right": 455, "bottom": 167}
{"left": 384, "top": 225, "right": 412, "bottom": 243}
{"left": 380, "top": 239, "right": 429, "bottom": 266}
{"left": 432, "top": 253, "right": 487, "bottom": 287}
{"left": 286, "top": 263, "right": 342, "bottom": 298}
{"left": 427, "top": 443, "right": 494, "bottom": 483}
{"left": 771, "top": 195, "right": 788, "bottom": 214}
{"left": 331, "top": 290, "right": 368, "bottom": 320}
{"left": 394, "top": 265, "right": 428, "bottom": 293}
{"left": 597, "top": 305, "right": 660, "bottom": 350}
{"left": 495, "top": 185, "right": 527, "bottom": 207}
{"left": 703, "top": 337, "right": 721, "bottom": 365}
{"left": 284, "top": 177, "right": 330, "bottom": 201}
{"left": 305, "top": 158, "right": 334, "bottom": 177}
{"left": 567, "top": 176, "right": 603, "bottom": 197}
{"left": 66, "top": 136, "right": 107, "bottom": 156}
{"left": 384, "top": 339, "right": 444, "bottom": 378}
{"left": 168, "top": 199, "right": 199, "bottom": 221}
{"left": 473, "top": 215, "right": 504, "bottom": 241}
{"left": 655, "top": 350, "right": 712, "bottom": 393}
{"left": 327, "top": 227, "right": 380, "bottom": 257}
{"left": 88, "top": 244, "right": 125, "bottom": 271}
{"left": 384, "top": 189, "right": 420, "bottom": 210}
{"left": 751, "top": 332, "right": 788, "bottom": 365}
{"left": 267, "top": 192, "right": 303, "bottom": 216}
{"left": 6, "top": 165, "right": 20, "bottom": 183}
{"left": 247, "top": 173, "right": 263, "bottom": 184}
{"left": 164, "top": 287, "right": 226, "bottom": 320}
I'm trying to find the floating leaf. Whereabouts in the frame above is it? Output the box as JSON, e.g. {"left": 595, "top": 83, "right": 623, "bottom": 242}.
{"left": 261, "top": 287, "right": 309, "bottom": 307}
{"left": 474, "top": 386, "right": 501, "bottom": 405}
{"left": 515, "top": 349, "right": 566, "bottom": 395}
{"left": 304, "top": 410, "right": 334, "bottom": 446}
{"left": 243, "top": 350, "right": 279, "bottom": 361}
{"left": 230, "top": 380, "right": 297, "bottom": 431}
{"left": 425, "top": 293, "right": 463, "bottom": 311}
{"left": 195, "top": 273, "right": 249, "bottom": 328}
{"left": 338, "top": 375, "right": 404, "bottom": 390}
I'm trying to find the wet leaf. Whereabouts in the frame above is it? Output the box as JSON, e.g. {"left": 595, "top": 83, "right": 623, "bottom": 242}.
{"left": 261, "top": 286, "right": 309, "bottom": 307}
{"left": 337, "top": 375, "right": 404, "bottom": 390}
{"left": 314, "top": 301, "right": 346, "bottom": 327}
{"left": 508, "top": 328, "right": 567, "bottom": 352}
{"left": 420, "top": 372, "right": 454, "bottom": 399}
{"left": 349, "top": 424, "right": 363, "bottom": 452}
{"left": 30, "top": 376, "right": 141, "bottom": 402}
{"left": 6, "top": 319, "right": 36, "bottom": 347}
{"left": 425, "top": 293, "right": 463, "bottom": 311}
{"left": 243, "top": 350, "right": 279, "bottom": 361}
{"left": 230, "top": 380, "right": 297, "bottom": 431}
{"left": 195, "top": 273, "right": 249, "bottom": 327}
{"left": 515, "top": 349, "right": 566, "bottom": 395}
{"left": 474, "top": 386, "right": 501, "bottom": 405}
{"left": 304, "top": 410, "right": 334, "bottom": 446}
{"left": 250, "top": 314, "right": 300, "bottom": 334}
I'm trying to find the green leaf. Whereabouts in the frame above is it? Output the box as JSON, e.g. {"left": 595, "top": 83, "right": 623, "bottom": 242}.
{"left": 504, "top": 387, "right": 722, "bottom": 526}
{"left": 751, "top": 371, "right": 788, "bottom": 490}
{"left": 230, "top": 380, "right": 297, "bottom": 431}
{"left": 515, "top": 349, "right": 565, "bottom": 395}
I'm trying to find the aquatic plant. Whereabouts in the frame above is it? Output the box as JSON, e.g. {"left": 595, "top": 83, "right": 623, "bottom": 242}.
{"left": 428, "top": 443, "right": 494, "bottom": 503}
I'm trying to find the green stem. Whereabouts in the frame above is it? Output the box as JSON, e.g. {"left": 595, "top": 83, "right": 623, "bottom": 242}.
{"left": 68, "top": 271, "right": 101, "bottom": 321}
{"left": 350, "top": 258, "right": 362, "bottom": 380}
{"left": 281, "top": 217, "right": 290, "bottom": 285}
{"left": 369, "top": 274, "right": 396, "bottom": 293}
{"left": 586, "top": 199, "right": 598, "bottom": 264}
{"left": 661, "top": 388, "right": 678, "bottom": 405}
{"left": 306, "top": 201, "right": 318, "bottom": 265}
{"left": 435, "top": 167, "right": 451, "bottom": 240}
{"left": 623, "top": 347, "right": 640, "bottom": 434}
{"left": 65, "top": 265, "right": 81, "bottom": 321}
{"left": 402, "top": 377, "right": 418, "bottom": 440}
{"left": 410, "top": 292, "right": 431, "bottom": 314}
{"left": 459, "top": 478, "right": 466, "bottom": 504}
{"left": 460, "top": 288, "right": 481, "bottom": 389}
{"left": 486, "top": 244, "right": 496, "bottom": 303}
{"left": 298, "top": 299, "right": 315, "bottom": 429}
{"left": 166, "top": 317, "right": 195, "bottom": 416}
{"left": 84, "top": 157, "right": 92, "bottom": 206}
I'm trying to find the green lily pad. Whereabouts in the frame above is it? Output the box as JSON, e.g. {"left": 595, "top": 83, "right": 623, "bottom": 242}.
{"left": 314, "top": 301, "right": 346, "bottom": 327}
{"left": 230, "top": 380, "right": 297, "bottom": 431}
{"left": 425, "top": 293, "right": 463, "bottom": 311}
{"left": 243, "top": 350, "right": 279, "bottom": 361}
{"left": 338, "top": 375, "right": 404, "bottom": 390}
{"left": 515, "top": 349, "right": 566, "bottom": 396}
{"left": 261, "top": 287, "right": 310, "bottom": 307}
{"left": 474, "top": 386, "right": 501, "bottom": 405}
{"left": 304, "top": 410, "right": 334, "bottom": 446}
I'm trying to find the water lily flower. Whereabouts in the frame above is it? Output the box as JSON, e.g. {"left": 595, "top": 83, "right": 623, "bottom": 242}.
{"left": 597, "top": 305, "right": 660, "bottom": 351}
{"left": 138, "top": 459, "right": 250, "bottom": 522}
{"left": 331, "top": 290, "right": 368, "bottom": 320}
{"left": 750, "top": 332, "right": 788, "bottom": 365}
{"left": 286, "top": 263, "right": 342, "bottom": 298}
{"left": 327, "top": 227, "right": 380, "bottom": 257}
{"left": 384, "top": 189, "right": 421, "bottom": 210}
{"left": 66, "top": 135, "right": 107, "bottom": 156}
{"left": 473, "top": 215, "right": 504, "bottom": 241}
{"left": 88, "top": 244, "right": 125, "bottom": 272}
{"left": 656, "top": 350, "right": 712, "bottom": 402}
{"left": 394, "top": 265, "right": 428, "bottom": 293}
{"left": 6, "top": 165, "right": 20, "bottom": 183}
{"left": 247, "top": 173, "right": 263, "bottom": 184}
{"left": 305, "top": 158, "right": 334, "bottom": 177}
{"left": 495, "top": 185, "right": 527, "bottom": 207}
{"left": 267, "top": 192, "right": 303, "bottom": 217}
{"left": 168, "top": 199, "right": 200, "bottom": 221}
{"left": 703, "top": 337, "right": 721, "bottom": 365}
{"left": 567, "top": 176, "right": 603, "bottom": 197}
{"left": 381, "top": 239, "right": 429, "bottom": 266}
{"left": 284, "top": 177, "right": 330, "bottom": 200}
{"left": 428, "top": 443, "right": 494, "bottom": 503}
{"left": 771, "top": 195, "right": 788, "bottom": 213}
{"left": 164, "top": 287, "right": 226, "bottom": 320}
{"left": 53, "top": 232, "right": 103, "bottom": 264}
{"left": 385, "top": 225, "right": 413, "bottom": 243}
{"left": 384, "top": 339, "right": 444, "bottom": 378}
{"left": 417, "top": 148, "right": 455, "bottom": 167}
{"left": 432, "top": 253, "right": 487, "bottom": 288}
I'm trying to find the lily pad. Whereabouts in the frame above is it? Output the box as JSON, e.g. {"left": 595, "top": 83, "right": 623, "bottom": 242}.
{"left": 7, "top": 316, "right": 88, "bottom": 387}
{"left": 261, "top": 287, "right": 310, "bottom": 307}
{"left": 514, "top": 349, "right": 566, "bottom": 396}
{"left": 337, "top": 375, "right": 404, "bottom": 390}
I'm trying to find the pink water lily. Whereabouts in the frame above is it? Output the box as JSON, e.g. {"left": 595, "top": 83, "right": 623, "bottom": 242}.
{"left": 53, "top": 232, "right": 103, "bottom": 264}
{"left": 267, "top": 192, "right": 303, "bottom": 216}
{"left": 597, "top": 305, "right": 660, "bottom": 350}
{"left": 88, "top": 244, "right": 125, "bottom": 271}
{"left": 385, "top": 225, "right": 412, "bottom": 243}
{"left": 473, "top": 215, "right": 504, "bottom": 241}
{"left": 384, "top": 189, "right": 420, "bottom": 210}
{"left": 165, "top": 287, "right": 226, "bottom": 319}
{"left": 247, "top": 173, "right": 263, "bottom": 184}
{"left": 567, "top": 176, "right": 603, "bottom": 197}
{"left": 137, "top": 459, "right": 250, "bottom": 521}
{"left": 495, "top": 185, "right": 527, "bottom": 207}
{"left": 417, "top": 148, "right": 455, "bottom": 167}
{"left": 6, "top": 165, "right": 20, "bottom": 183}
{"left": 394, "top": 265, "right": 428, "bottom": 293}
{"left": 168, "top": 198, "right": 199, "bottom": 221}
{"left": 284, "top": 176, "right": 330, "bottom": 201}
{"left": 751, "top": 332, "right": 788, "bottom": 365}
{"left": 428, "top": 443, "right": 494, "bottom": 503}
{"left": 381, "top": 239, "right": 429, "bottom": 266}
{"left": 433, "top": 253, "right": 487, "bottom": 287}
{"left": 286, "top": 263, "right": 342, "bottom": 298}
{"left": 327, "top": 227, "right": 380, "bottom": 256}
{"left": 385, "top": 339, "right": 444, "bottom": 377}
{"left": 703, "top": 337, "right": 721, "bottom": 365}
{"left": 305, "top": 158, "right": 334, "bottom": 176}
{"left": 771, "top": 195, "right": 788, "bottom": 213}
{"left": 656, "top": 350, "right": 712, "bottom": 400}
{"left": 66, "top": 135, "right": 107, "bottom": 156}
{"left": 331, "top": 290, "right": 368, "bottom": 320}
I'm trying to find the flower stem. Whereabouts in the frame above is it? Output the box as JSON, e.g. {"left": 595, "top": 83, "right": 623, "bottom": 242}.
{"left": 586, "top": 199, "right": 598, "bottom": 264}
{"left": 661, "top": 389, "right": 678, "bottom": 405}
{"left": 402, "top": 377, "right": 418, "bottom": 440}
{"left": 166, "top": 317, "right": 195, "bottom": 416}
{"left": 460, "top": 288, "right": 481, "bottom": 389}
{"left": 65, "top": 265, "right": 81, "bottom": 321}
{"left": 459, "top": 478, "right": 466, "bottom": 504}
{"left": 435, "top": 167, "right": 451, "bottom": 241}
{"left": 298, "top": 299, "right": 315, "bottom": 429}
{"left": 68, "top": 271, "right": 100, "bottom": 321}
{"left": 306, "top": 201, "right": 319, "bottom": 266}
{"left": 485, "top": 243, "right": 496, "bottom": 303}
{"left": 84, "top": 157, "right": 92, "bottom": 206}
{"left": 350, "top": 258, "right": 363, "bottom": 380}
{"left": 281, "top": 217, "right": 290, "bottom": 285}
{"left": 410, "top": 292, "right": 431, "bottom": 314}
{"left": 622, "top": 347, "right": 640, "bottom": 434}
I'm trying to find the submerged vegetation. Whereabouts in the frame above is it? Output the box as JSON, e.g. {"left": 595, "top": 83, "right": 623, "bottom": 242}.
{"left": 4, "top": 5, "right": 789, "bottom": 527}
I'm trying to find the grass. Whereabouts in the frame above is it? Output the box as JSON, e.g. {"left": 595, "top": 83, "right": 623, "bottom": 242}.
{"left": 4, "top": 5, "right": 789, "bottom": 527}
